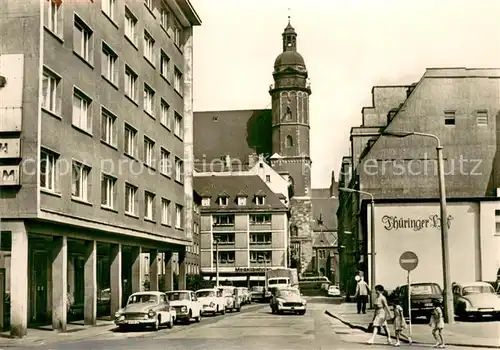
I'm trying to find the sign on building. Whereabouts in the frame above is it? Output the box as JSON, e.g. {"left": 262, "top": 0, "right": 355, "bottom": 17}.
{"left": 0, "top": 138, "right": 20, "bottom": 158}
{"left": 0, "top": 54, "right": 24, "bottom": 132}
{"left": 0, "top": 165, "right": 20, "bottom": 186}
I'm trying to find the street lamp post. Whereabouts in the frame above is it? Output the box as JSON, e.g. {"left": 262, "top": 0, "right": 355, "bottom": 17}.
{"left": 215, "top": 239, "right": 220, "bottom": 288}
{"left": 339, "top": 187, "right": 375, "bottom": 309}
{"left": 379, "top": 130, "right": 454, "bottom": 324}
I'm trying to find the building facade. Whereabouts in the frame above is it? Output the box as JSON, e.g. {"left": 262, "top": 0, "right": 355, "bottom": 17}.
{"left": 185, "top": 191, "right": 201, "bottom": 274}
{"left": 0, "top": 0, "right": 200, "bottom": 336}
{"left": 337, "top": 68, "right": 500, "bottom": 295}
{"left": 194, "top": 175, "right": 289, "bottom": 286}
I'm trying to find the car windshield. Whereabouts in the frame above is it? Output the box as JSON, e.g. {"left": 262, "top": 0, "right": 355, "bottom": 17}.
{"left": 165, "top": 291, "right": 190, "bottom": 301}
{"left": 463, "top": 285, "right": 494, "bottom": 295}
{"left": 329, "top": 286, "right": 338, "bottom": 290}
{"left": 269, "top": 279, "right": 288, "bottom": 285}
{"left": 411, "top": 284, "right": 441, "bottom": 295}
{"left": 196, "top": 290, "right": 215, "bottom": 298}
{"left": 251, "top": 286, "right": 263, "bottom": 292}
{"left": 277, "top": 289, "right": 300, "bottom": 297}
{"left": 127, "top": 294, "right": 158, "bottom": 304}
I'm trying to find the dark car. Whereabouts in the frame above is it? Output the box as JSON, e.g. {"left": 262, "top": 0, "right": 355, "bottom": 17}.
{"left": 389, "top": 282, "right": 443, "bottom": 321}
{"left": 250, "top": 286, "right": 265, "bottom": 302}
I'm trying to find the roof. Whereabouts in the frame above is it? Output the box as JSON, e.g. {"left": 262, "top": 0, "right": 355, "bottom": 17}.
{"left": 313, "top": 231, "right": 338, "bottom": 248}
{"left": 455, "top": 282, "right": 494, "bottom": 287}
{"left": 130, "top": 291, "right": 165, "bottom": 296}
{"left": 194, "top": 110, "right": 272, "bottom": 169}
{"left": 311, "top": 190, "right": 338, "bottom": 231}
{"left": 165, "top": 290, "right": 192, "bottom": 293}
{"left": 193, "top": 175, "right": 287, "bottom": 212}
{"left": 177, "top": 0, "right": 202, "bottom": 26}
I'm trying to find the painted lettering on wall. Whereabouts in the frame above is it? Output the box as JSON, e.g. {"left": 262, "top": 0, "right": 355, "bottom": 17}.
{"left": 381, "top": 214, "right": 454, "bottom": 231}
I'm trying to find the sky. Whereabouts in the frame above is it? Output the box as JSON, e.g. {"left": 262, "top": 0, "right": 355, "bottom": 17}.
{"left": 189, "top": 0, "right": 500, "bottom": 188}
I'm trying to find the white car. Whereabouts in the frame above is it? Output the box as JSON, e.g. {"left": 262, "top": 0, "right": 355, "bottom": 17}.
{"left": 219, "top": 286, "right": 240, "bottom": 312}
{"left": 328, "top": 285, "right": 341, "bottom": 297}
{"left": 196, "top": 288, "right": 226, "bottom": 315}
{"left": 114, "top": 291, "right": 175, "bottom": 331}
{"left": 165, "top": 290, "right": 203, "bottom": 324}
{"left": 453, "top": 282, "right": 500, "bottom": 319}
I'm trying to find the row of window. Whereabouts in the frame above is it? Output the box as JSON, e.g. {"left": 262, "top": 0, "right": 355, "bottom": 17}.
{"left": 213, "top": 233, "right": 272, "bottom": 245}
{"left": 442, "top": 110, "right": 488, "bottom": 126}
{"left": 212, "top": 251, "right": 272, "bottom": 264}
{"left": 186, "top": 264, "right": 199, "bottom": 275}
{"left": 203, "top": 195, "right": 266, "bottom": 207}
{"left": 212, "top": 214, "right": 272, "bottom": 226}
{"left": 40, "top": 149, "right": 184, "bottom": 228}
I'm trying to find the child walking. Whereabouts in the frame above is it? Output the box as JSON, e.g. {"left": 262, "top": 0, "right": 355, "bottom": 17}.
{"left": 392, "top": 298, "right": 412, "bottom": 347}
{"left": 429, "top": 299, "right": 445, "bottom": 348}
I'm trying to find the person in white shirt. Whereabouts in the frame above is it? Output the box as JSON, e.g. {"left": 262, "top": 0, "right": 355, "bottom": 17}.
{"left": 355, "top": 276, "right": 370, "bottom": 314}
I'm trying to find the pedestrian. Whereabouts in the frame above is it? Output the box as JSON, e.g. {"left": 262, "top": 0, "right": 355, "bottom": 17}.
{"left": 355, "top": 276, "right": 370, "bottom": 314}
{"left": 367, "top": 285, "right": 392, "bottom": 345}
{"left": 429, "top": 298, "right": 445, "bottom": 348}
{"left": 392, "top": 297, "right": 411, "bottom": 346}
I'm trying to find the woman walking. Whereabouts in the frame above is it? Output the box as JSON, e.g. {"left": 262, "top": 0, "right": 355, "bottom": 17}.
{"left": 367, "top": 285, "right": 392, "bottom": 345}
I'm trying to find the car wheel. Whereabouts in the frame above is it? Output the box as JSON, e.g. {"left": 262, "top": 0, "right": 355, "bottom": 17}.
{"left": 152, "top": 316, "right": 160, "bottom": 331}
{"left": 195, "top": 311, "right": 202, "bottom": 322}
{"left": 185, "top": 310, "right": 192, "bottom": 324}
{"left": 166, "top": 317, "right": 173, "bottom": 329}
{"left": 299, "top": 311, "right": 306, "bottom": 315}
{"left": 117, "top": 325, "right": 127, "bottom": 332}
{"left": 216, "top": 306, "right": 219, "bottom": 315}
{"left": 236, "top": 307, "right": 241, "bottom": 312}
{"left": 221, "top": 307, "right": 226, "bottom": 315}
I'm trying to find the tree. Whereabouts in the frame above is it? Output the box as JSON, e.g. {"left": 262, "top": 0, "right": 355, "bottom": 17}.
{"left": 186, "top": 274, "right": 214, "bottom": 291}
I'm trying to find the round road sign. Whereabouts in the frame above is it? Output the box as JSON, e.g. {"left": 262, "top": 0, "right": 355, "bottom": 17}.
{"left": 399, "top": 251, "right": 419, "bottom": 271}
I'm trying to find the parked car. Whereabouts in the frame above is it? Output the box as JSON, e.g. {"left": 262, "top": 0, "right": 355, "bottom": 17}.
{"left": 327, "top": 285, "right": 341, "bottom": 297}
{"left": 250, "top": 286, "right": 265, "bottom": 302}
{"left": 114, "top": 291, "right": 175, "bottom": 331}
{"left": 389, "top": 282, "right": 443, "bottom": 321}
{"left": 236, "top": 287, "right": 250, "bottom": 304}
{"left": 270, "top": 287, "right": 306, "bottom": 315}
{"left": 165, "top": 290, "right": 202, "bottom": 324}
{"left": 219, "top": 286, "right": 241, "bottom": 312}
{"left": 453, "top": 282, "right": 500, "bottom": 319}
{"left": 196, "top": 288, "right": 226, "bottom": 315}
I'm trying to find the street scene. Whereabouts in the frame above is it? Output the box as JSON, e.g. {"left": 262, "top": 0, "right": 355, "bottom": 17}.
{"left": 1, "top": 0, "right": 500, "bottom": 349}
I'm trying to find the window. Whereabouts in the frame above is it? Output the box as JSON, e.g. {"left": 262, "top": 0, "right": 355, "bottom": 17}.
{"left": 101, "top": 174, "right": 116, "bottom": 208}
{"left": 175, "top": 157, "right": 183, "bottom": 182}
{"left": 265, "top": 175, "right": 271, "bottom": 182}
{"left": 251, "top": 233, "right": 272, "bottom": 244}
{"left": 124, "top": 124, "right": 137, "bottom": 157}
{"left": 42, "top": 69, "right": 61, "bottom": 114}
{"left": 477, "top": 110, "right": 488, "bottom": 126}
{"left": 160, "top": 148, "right": 171, "bottom": 176}
{"left": 319, "top": 250, "right": 325, "bottom": 259}
{"left": 46, "top": 0, "right": 62, "bottom": 36}
{"left": 40, "top": 149, "right": 58, "bottom": 191}
{"left": 144, "top": 137, "right": 155, "bottom": 167}
{"left": 175, "top": 204, "right": 183, "bottom": 228}
{"left": 255, "top": 195, "right": 266, "bottom": 205}
{"left": 250, "top": 251, "right": 271, "bottom": 263}
{"left": 213, "top": 251, "right": 235, "bottom": 264}
{"left": 124, "top": 7, "right": 137, "bottom": 45}
{"left": 125, "top": 65, "right": 138, "bottom": 101}
{"left": 217, "top": 196, "right": 228, "bottom": 206}
{"left": 174, "top": 68, "right": 182, "bottom": 93}
{"left": 250, "top": 214, "right": 271, "bottom": 224}
{"left": 174, "top": 112, "right": 183, "bottom": 138}
{"left": 125, "top": 183, "right": 137, "bottom": 215}
{"left": 143, "top": 84, "right": 155, "bottom": 115}
{"left": 144, "top": 0, "right": 153, "bottom": 9}
{"left": 101, "top": 108, "right": 116, "bottom": 146}
{"left": 213, "top": 215, "right": 234, "bottom": 226}
{"left": 202, "top": 198, "right": 210, "bottom": 206}
{"left": 160, "top": 51, "right": 170, "bottom": 78}
{"left": 160, "top": 100, "right": 170, "bottom": 128}
{"left": 444, "top": 111, "right": 456, "bottom": 125}
{"left": 286, "top": 135, "right": 293, "bottom": 147}
{"left": 143, "top": 31, "right": 155, "bottom": 64}
{"left": 160, "top": 7, "right": 169, "bottom": 29}
{"left": 213, "top": 233, "right": 235, "bottom": 245}
{"left": 102, "top": 42, "right": 118, "bottom": 84}
{"left": 72, "top": 88, "right": 92, "bottom": 133}
{"left": 74, "top": 16, "right": 93, "bottom": 63}
{"left": 101, "top": 0, "right": 116, "bottom": 21}
{"left": 237, "top": 196, "right": 246, "bottom": 206}
{"left": 145, "top": 192, "right": 155, "bottom": 220}
{"left": 173, "top": 21, "right": 181, "bottom": 47}
{"left": 161, "top": 198, "right": 171, "bottom": 225}
{"left": 72, "top": 161, "right": 90, "bottom": 201}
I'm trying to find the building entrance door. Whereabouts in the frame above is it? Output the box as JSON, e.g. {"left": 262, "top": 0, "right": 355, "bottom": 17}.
{"left": 32, "top": 251, "right": 48, "bottom": 323}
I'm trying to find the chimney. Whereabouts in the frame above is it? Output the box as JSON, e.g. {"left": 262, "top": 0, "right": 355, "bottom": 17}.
{"left": 330, "top": 171, "right": 336, "bottom": 197}
{"left": 248, "top": 153, "right": 257, "bottom": 168}
{"left": 225, "top": 155, "right": 231, "bottom": 171}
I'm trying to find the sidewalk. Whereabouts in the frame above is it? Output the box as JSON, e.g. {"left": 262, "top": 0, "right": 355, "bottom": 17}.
{"left": 325, "top": 303, "right": 500, "bottom": 348}
{"left": 0, "top": 320, "right": 116, "bottom": 348}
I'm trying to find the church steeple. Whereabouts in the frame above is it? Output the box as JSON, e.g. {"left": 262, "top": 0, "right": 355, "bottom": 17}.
{"left": 282, "top": 16, "right": 297, "bottom": 52}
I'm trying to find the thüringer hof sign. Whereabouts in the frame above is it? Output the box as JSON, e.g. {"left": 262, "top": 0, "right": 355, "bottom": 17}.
{"left": 381, "top": 214, "right": 454, "bottom": 231}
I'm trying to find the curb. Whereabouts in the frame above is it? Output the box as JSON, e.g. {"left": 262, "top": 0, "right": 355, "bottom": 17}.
{"left": 324, "top": 310, "right": 500, "bottom": 349}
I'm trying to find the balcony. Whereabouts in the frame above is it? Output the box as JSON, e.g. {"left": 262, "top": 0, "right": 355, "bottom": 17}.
{"left": 212, "top": 223, "right": 235, "bottom": 232}
{"left": 249, "top": 241, "right": 272, "bottom": 249}
{"left": 249, "top": 260, "right": 271, "bottom": 268}
{"left": 212, "top": 259, "right": 235, "bottom": 267}
{"left": 212, "top": 241, "right": 235, "bottom": 249}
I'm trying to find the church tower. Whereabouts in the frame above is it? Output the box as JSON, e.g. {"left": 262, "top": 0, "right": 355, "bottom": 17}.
{"left": 269, "top": 18, "right": 313, "bottom": 275}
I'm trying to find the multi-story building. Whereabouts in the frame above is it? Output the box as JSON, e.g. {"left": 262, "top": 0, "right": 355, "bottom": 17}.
{"left": 0, "top": 0, "right": 200, "bottom": 336}
{"left": 185, "top": 190, "right": 201, "bottom": 275}
{"left": 337, "top": 68, "right": 500, "bottom": 293}
{"left": 193, "top": 19, "right": 339, "bottom": 277}
{"left": 194, "top": 175, "right": 289, "bottom": 286}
